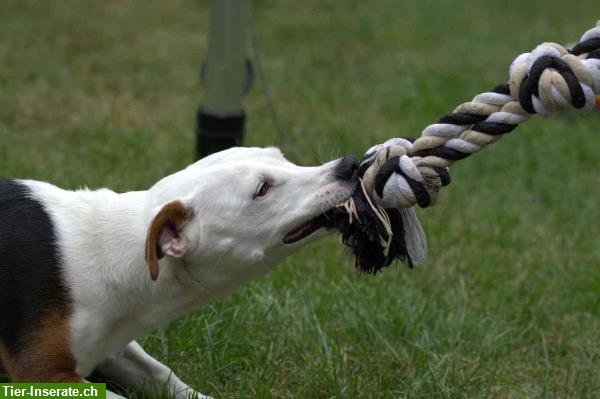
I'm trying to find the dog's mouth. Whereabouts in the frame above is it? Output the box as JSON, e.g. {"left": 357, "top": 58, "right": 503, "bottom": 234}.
{"left": 283, "top": 184, "right": 356, "bottom": 245}
{"left": 283, "top": 214, "right": 330, "bottom": 245}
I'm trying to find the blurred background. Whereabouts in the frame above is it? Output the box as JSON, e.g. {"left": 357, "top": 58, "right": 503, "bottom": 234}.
{"left": 0, "top": 1, "right": 598, "bottom": 397}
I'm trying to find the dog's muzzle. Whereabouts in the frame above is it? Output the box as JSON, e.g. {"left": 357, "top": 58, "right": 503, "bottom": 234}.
{"left": 283, "top": 156, "right": 359, "bottom": 245}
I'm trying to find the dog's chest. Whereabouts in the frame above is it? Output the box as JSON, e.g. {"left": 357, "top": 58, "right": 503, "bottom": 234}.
{"left": 70, "top": 291, "right": 205, "bottom": 376}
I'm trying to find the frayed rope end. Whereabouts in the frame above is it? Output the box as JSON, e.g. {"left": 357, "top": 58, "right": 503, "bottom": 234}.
{"left": 324, "top": 179, "right": 419, "bottom": 274}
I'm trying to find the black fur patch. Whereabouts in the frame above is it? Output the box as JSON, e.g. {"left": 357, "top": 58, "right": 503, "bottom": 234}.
{"left": 0, "top": 179, "right": 68, "bottom": 356}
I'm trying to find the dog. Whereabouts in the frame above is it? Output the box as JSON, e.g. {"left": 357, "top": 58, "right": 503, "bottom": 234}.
{"left": 0, "top": 146, "right": 359, "bottom": 398}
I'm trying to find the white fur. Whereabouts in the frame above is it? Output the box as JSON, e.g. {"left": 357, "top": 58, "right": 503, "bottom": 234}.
{"left": 23, "top": 147, "right": 356, "bottom": 398}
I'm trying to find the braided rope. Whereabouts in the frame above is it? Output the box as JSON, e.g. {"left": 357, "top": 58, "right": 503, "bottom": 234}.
{"left": 331, "top": 24, "right": 600, "bottom": 273}
{"left": 357, "top": 25, "right": 600, "bottom": 211}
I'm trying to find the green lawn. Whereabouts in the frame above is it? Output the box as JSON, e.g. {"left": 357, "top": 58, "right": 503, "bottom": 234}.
{"left": 1, "top": 1, "right": 599, "bottom": 398}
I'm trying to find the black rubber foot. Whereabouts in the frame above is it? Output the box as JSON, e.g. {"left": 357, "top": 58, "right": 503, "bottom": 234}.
{"left": 196, "top": 108, "right": 245, "bottom": 160}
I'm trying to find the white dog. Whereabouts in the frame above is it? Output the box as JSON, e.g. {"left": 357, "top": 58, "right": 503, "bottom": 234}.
{"left": 0, "top": 147, "right": 359, "bottom": 398}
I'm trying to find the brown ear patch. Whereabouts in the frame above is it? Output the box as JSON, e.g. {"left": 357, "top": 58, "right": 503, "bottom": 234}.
{"left": 145, "top": 200, "right": 188, "bottom": 281}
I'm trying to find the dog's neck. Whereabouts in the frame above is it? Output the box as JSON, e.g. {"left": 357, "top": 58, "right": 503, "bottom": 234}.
{"left": 72, "top": 188, "right": 210, "bottom": 323}
{"left": 58, "top": 186, "right": 219, "bottom": 376}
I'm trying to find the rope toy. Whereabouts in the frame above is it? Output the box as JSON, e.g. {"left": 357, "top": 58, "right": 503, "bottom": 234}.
{"left": 326, "top": 23, "right": 600, "bottom": 274}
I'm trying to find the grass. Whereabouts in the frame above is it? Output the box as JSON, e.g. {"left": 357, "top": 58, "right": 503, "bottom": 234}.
{"left": 1, "top": 1, "right": 599, "bottom": 397}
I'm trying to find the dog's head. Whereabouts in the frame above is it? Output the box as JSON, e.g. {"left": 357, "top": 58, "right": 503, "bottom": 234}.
{"left": 144, "top": 147, "right": 358, "bottom": 287}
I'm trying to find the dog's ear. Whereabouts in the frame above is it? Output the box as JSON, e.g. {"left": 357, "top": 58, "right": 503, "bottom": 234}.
{"left": 145, "top": 200, "right": 191, "bottom": 281}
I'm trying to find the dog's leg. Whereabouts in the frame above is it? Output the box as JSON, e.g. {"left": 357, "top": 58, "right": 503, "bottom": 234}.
{"left": 93, "top": 341, "right": 212, "bottom": 399}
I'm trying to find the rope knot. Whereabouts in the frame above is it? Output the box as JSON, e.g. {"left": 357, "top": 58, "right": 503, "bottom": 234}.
{"left": 510, "top": 27, "right": 600, "bottom": 115}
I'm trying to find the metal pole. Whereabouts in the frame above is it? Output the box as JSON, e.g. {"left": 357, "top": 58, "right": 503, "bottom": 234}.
{"left": 196, "top": 0, "right": 251, "bottom": 159}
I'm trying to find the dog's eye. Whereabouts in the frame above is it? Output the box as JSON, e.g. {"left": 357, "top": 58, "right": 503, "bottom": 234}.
{"left": 254, "top": 181, "right": 271, "bottom": 199}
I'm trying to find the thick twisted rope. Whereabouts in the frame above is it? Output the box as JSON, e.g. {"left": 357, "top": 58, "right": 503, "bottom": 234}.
{"left": 330, "top": 24, "right": 600, "bottom": 273}
{"left": 362, "top": 25, "right": 600, "bottom": 209}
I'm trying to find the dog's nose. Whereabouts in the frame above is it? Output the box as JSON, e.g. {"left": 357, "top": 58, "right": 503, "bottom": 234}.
{"left": 334, "top": 155, "right": 359, "bottom": 181}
